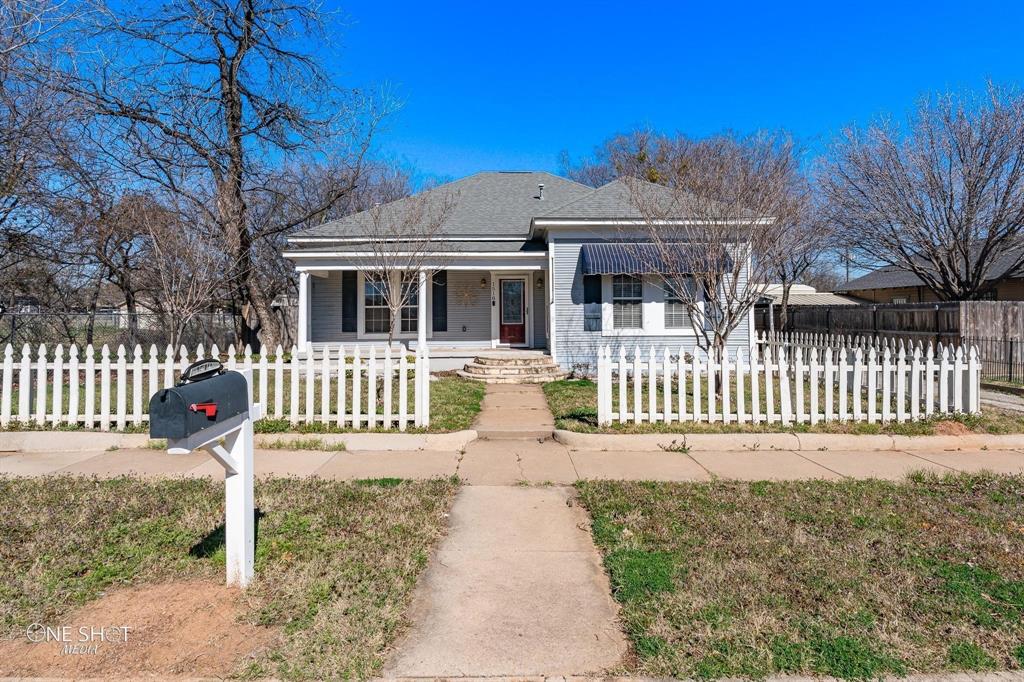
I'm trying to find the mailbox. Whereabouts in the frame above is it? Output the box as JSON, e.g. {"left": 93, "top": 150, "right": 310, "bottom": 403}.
{"left": 149, "top": 360, "right": 249, "bottom": 440}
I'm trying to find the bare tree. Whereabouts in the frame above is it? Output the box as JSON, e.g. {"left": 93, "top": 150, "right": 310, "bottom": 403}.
{"left": 560, "top": 129, "right": 685, "bottom": 188}
{"left": 56, "top": 0, "right": 391, "bottom": 348}
{"left": 624, "top": 131, "right": 806, "bottom": 360}
{"left": 822, "top": 84, "right": 1024, "bottom": 300}
{"left": 359, "top": 189, "right": 458, "bottom": 345}
{"left": 146, "top": 215, "right": 225, "bottom": 350}
{"left": 763, "top": 193, "right": 833, "bottom": 330}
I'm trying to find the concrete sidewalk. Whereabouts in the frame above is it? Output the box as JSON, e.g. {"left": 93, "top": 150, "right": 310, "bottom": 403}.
{"left": 3, "top": 442, "right": 1024, "bottom": 482}
{"left": 382, "top": 485, "right": 626, "bottom": 677}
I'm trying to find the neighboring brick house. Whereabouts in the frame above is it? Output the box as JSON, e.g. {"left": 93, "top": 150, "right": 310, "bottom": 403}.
{"left": 836, "top": 254, "right": 1024, "bottom": 303}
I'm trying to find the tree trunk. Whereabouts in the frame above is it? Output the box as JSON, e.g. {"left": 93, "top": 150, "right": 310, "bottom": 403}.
{"left": 778, "top": 280, "right": 793, "bottom": 332}
{"left": 84, "top": 276, "right": 103, "bottom": 346}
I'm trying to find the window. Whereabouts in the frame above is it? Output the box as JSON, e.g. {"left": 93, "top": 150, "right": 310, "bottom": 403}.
{"left": 400, "top": 273, "right": 419, "bottom": 333}
{"left": 664, "top": 279, "right": 691, "bottom": 329}
{"left": 891, "top": 297, "right": 908, "bottom": 304}
{"left": 612, "top": 274, "right": 643, "bottom": 329}
{"left": 364, "top": 274, "right": 389, "bottom": 334}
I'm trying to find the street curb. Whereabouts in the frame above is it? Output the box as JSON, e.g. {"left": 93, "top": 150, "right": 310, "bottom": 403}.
{"left": 553, "top": 429, "right": 1024, "bottom": 452}
{"left": 0, "top": 429, "right": 478, "bottom": 453}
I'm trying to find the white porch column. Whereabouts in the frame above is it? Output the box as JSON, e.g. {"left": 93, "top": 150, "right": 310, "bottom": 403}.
{"left": 417, "top": 269, "right": 428, "bottom": 349}
{"left": 297, "top": 271, "right": 310, "bottom": 349}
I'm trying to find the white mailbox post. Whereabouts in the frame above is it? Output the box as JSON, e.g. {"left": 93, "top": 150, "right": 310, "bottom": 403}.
{"left": 152, "top": 365, "right": 261, "bottom": 588}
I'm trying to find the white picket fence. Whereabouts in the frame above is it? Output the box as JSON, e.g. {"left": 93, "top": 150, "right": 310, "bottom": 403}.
{"left": 0, "top": 343, "right": 431, "bottom": 431}
{"left": 596, "top": 341, "right": 981, "bottom": 426}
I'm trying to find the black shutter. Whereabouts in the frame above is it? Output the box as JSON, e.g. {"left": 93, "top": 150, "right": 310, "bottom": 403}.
{"left": 341, "top": 271, "right": 357, "bottom": 333}
{"left": 583, "top": 274, "right": 602, "bottom": 331}
{"left": 432, "top": 270, "right": 447, "bottom": 332}
{"left": 583, "top": 275, "right": 602, "bottom": 304}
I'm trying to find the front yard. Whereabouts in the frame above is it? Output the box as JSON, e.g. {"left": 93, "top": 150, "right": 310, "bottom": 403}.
{"left": 0, "top": 475, "right": 458, "bottom": 679}
{"left": 545, "top": 379, "right": 1024, "bottom": 435}
{"left": 578, "top": 474, "right": 1024, "bottom": 679}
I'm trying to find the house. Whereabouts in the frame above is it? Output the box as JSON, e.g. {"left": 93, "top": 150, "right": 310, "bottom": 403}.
{"left": 837, "top": 254, "right": 1024, "bottom": 303}
{"left": 282, "top": 171, "right": 754, "bottom": 372}
{"left": 754, "top": 284, "right": 865, "bottom": 331}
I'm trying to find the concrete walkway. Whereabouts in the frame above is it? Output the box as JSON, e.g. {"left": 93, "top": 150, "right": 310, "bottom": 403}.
{"left": 473, "top": 384, "right": 554, "bottom": 439}
{"left": 382, "top": 485, "right": 626, "bottom": 677}
{"left": 4, "top": 443, "right": 1024, "bottom": 481}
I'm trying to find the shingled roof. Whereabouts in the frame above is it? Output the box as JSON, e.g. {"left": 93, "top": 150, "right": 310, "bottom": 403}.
{"left": 289, "top": 171, "right": 592, "bottom": 239}
{"left": 838, "top": 247, "right": 1024, "bottom": 292}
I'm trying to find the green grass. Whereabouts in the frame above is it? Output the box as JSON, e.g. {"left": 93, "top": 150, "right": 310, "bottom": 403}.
{"left": 259, "top": 437, "right": 347, "bottom": 452}
{"left": 577, "top": 474, "right": 1024, "bottom": 679}
{"left": 3, "top": 376, "right": 485, "bottom": 435}
{"left": 0, "top": 475, "right": 458, "bottom": 679}
{"left": 545, "top": 379, "right": 1024, "bottom": 435}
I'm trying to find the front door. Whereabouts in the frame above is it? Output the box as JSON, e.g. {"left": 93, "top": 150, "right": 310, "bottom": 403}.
{"left": 499, "top": 278, "right": 526, "bottom": 345}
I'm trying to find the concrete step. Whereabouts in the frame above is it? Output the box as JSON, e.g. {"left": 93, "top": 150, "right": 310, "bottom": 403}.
{"left": 462, "top": 362, "right": 564, "bottom": 376}
{"left": 456, "top": 370, "right": 567, "bottom": 384}
{"left": 473, "top": 355, "right": 558, "bottom": 367}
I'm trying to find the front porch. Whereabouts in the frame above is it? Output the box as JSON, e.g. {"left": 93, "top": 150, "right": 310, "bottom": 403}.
{"left": 295, "top": 264, "right": 550, "bottom": 355}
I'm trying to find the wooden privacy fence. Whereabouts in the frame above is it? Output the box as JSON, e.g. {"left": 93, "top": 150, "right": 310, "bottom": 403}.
{"left": 0, "top": 343, "right": 431, "bottom": 431}
{"left": 596, "top": 341, "right": 981, "bottom": 426}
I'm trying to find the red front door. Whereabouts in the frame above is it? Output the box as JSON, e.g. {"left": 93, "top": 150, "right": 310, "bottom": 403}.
{"left": 499, "top": 278, "right": 526, "bottom": 345}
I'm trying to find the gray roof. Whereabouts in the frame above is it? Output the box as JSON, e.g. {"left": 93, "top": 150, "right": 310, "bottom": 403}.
{"left": 290, "top": 171, "right": 592, "bottom": 239}
{"left": 838, "top": 247, "right": 1024, "bottom": 292}
{"left": 537, "top": 179, "right": 663, "bottom": 219}
{"left": 283, "top": 239, "right": 548, "bottom": 254}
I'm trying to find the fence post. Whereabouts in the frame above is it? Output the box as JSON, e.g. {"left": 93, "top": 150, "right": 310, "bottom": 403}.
{"left": 662, "top": 347, "right": 672, "bottom": 424}
{"left": 116, "top": 345, "right": 127, "bottom": 430}
{"left": 398, "top": 346, "right": 408, "bottom": 431}
{"left": 1009, "top": 339, "right": 1015, "bottom": 384}
{"left": 84, "top": 345, "right": 95, "bottom": 429}
{"left": 337, "top": 345, "right": 347, "bottom": 429}
{"left": 99, "top": 345, "right": 111, "bottom": 432}
{"left": 70, "top": 345, "right": 83, "bottom": 425}
{"left": 320, "top": 345, "right": 331, "bottom": 425}
{"left": 423, "top": 344, "right": 431, "bottom": 427}
{"left": 35, "top": 344, "right": 47, "bottom": 424}
{"left": 52, "top": 344, "right": 64, "bottom": 425}
{"left": 384, "top": 346, "right": 394, "bottom": 428}
{"left": 2, "top": 345, "right": 13, "bottom": 427}
{"left": 969, "top": 346, "right": 981, "bottom": 413}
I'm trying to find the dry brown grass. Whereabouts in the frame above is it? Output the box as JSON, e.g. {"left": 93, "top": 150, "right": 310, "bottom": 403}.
{"left": 577, "top": 474, "right": 1024, "bottom": 679}
{"left": 0, "top": 475, "right": 458, "bottom": 679}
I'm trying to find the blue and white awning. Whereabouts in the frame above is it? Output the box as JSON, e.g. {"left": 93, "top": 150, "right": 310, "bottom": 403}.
{"left": 580, "top": 243, "right": 730, "bottom": 275}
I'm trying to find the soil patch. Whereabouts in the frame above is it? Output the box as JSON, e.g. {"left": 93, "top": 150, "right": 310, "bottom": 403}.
{"left": 934, "top": 419, "right": 972, "bottom": 435}
{"left": 0, "top": 579, "right": 277, "bottom": 678}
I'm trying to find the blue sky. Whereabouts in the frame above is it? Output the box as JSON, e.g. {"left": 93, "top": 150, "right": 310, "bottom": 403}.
{"left": 328, "top": 0, "right": 1024, "bottom": 182}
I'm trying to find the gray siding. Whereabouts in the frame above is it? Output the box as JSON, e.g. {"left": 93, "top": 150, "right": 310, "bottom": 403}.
{"left": 552, "top": 239, "right": 751, "bottom": 372}
{"left": 310, "top": 272, "right": 356, "bottom": 342}
{"left": 431, "top": 271, "right": 493, "bottom": 343}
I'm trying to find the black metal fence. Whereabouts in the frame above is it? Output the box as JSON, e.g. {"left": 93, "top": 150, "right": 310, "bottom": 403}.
{"left": 961, "top": 337, "right": 1024, "bottom": 384}
{"left": 0, "top": 312, "right": 242, "bottom": 350}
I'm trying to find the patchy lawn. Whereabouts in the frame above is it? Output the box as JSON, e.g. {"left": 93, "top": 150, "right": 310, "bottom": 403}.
{"left": 0, "top": 475, "right": 458, "bottom": 679}
{"left": 3, "top": 376, "right": 485, "bottom": 435}
{"left": 545, "top": 379, "right": 1024, "bottom": 435}
{"left": 577, "top": 474, "right": 1024, "bottom": 679}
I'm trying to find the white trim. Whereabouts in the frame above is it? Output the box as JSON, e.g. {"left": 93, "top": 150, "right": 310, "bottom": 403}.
{"left": 547, "top": 239, "right": 555, "bottom": 359}
{"left": 284, "top": 251, "right": 547, "bottom": 258}
{"left": 297, "top": 272, "right": 310, "bottom": 347}
{"left": 288, "top": 236, "right": 530, "bottom": 243}
{"left": 355, "top": 271, "right": 433, "bottom": 341}
{"left": 534, "top": 218, "right": 770, "bottom": 227}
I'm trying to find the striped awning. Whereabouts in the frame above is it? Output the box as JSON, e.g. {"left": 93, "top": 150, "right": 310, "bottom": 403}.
{"left": 580, "top": 243, "right": 729, "bottom": 275}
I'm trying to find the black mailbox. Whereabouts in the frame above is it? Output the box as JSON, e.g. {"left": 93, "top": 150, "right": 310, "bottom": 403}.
{"left": 149, "top": 360, "right": 249, "bottom": 440}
